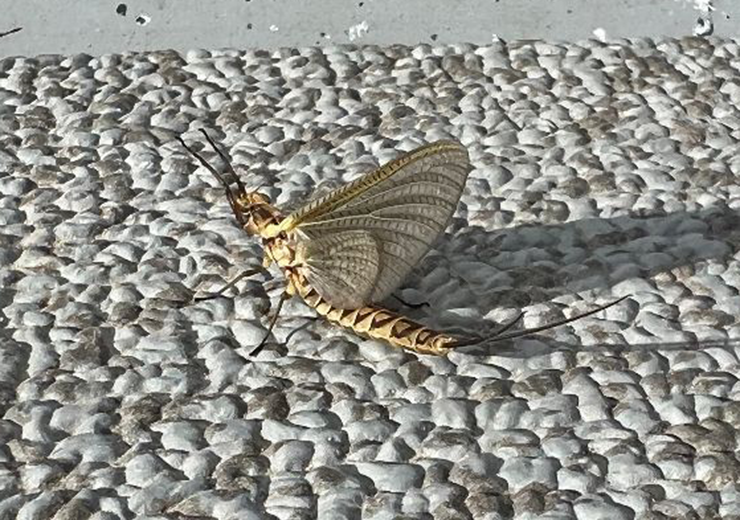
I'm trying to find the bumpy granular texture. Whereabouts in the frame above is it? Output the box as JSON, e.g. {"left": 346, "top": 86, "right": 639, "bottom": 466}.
{"left": 1, "top": 38, "right": 740, "bottom": 518}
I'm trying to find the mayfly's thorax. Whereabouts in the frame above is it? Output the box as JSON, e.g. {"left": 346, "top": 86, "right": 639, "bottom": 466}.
{"left": 262, "top": 231, "right": 304, "bottom": 271}
{"left": 237, "top": 193, "right": 283, "bottom": 237}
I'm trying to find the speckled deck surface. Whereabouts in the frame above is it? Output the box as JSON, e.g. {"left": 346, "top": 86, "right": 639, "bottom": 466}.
{"left": 1, "top": 38, "right": 740, "bottom": 519}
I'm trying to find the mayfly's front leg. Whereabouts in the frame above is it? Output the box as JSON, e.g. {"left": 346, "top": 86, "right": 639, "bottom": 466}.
{"left": 193, "top": 268, "right": 261, "bottom": 303}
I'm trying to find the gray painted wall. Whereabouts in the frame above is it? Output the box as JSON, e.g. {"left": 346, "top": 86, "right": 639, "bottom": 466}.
{"left": 1, "top": 0, "right": 738, "bottom": 56}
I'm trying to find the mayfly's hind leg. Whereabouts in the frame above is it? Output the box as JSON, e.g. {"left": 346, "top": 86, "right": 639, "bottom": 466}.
{"left": 250, "top": 290, "right": 291, "bottom": 357}
{"left": 391, "top": 294, "right": 429, "bottom": 310}
{"left": 193, "top": 268, "right": 261, "bottom": 303}
{"left": 283, "top": 316, "right": 321, "bottom": 344}
{"left": 249, "top": 276, "right": 300, "bottom": 356}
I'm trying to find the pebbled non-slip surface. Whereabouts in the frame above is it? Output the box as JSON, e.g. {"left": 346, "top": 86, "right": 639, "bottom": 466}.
{"left": 1, "top": 38, "right": 740, "bottom": 519}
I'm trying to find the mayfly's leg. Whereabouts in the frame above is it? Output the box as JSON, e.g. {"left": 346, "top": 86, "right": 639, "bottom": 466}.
{"left": 392, "top": 294, "right": 429, "bottom": 309}
{"left": 263, "top": 278, "right": 287, "bottom": 293}
{"left": 283, "top": 317, "right": 321, "bottom": 344}
{"left": 194, "top": 268, "right": 261, "bottom": 303}
{"left": 250, "top": 290, "right": 291, "bottom": 356}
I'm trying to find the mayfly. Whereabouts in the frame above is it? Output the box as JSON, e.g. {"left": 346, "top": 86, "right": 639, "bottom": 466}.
{"left": 179, "top": 130, "right": 626, "bottom": 356}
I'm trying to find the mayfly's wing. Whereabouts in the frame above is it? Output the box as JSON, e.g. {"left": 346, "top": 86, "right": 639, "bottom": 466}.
{"left": 295, "top": 229, "right": 380, "bottom": 308}
{"left": 281, "top": 140, "right": 471, "bottom": 309}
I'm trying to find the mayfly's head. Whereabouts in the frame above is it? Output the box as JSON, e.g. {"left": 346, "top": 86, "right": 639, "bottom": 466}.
{"left": 178, "top": 130, "right": 276, "bottom": 237}
{"left": 238, "top": 191, "right": 276, "bottom": 235}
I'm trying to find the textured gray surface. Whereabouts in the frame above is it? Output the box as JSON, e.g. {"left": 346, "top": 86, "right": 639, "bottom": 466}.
{"left": 1, "top": 38, "right": 740, "bottom": 519}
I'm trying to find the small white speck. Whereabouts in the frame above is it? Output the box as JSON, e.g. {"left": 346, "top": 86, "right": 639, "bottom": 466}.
{"left": 675, "top": 0, "right": 718, "bottom": 15}
{"left": 347, "top": 20, "right": 369, "bottom": 41}
{"left": 269, "top": 24, "right": 279, "bottom": 32}
{"left": 673, "top": 0, "right": 713, "bottom": 12}
{"left": 592, "top": 27, "right": 608, "bottom": 42}
{"left": 693, "top": 17, "right": 713, "bottom": 36}
{"left": 693, "top": 0, "right": 714, "bottom": 14}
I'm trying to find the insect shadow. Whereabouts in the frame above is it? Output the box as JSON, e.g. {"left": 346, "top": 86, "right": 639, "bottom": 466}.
{"left": 391, "top": 202, "right": 740, "bottom": 354}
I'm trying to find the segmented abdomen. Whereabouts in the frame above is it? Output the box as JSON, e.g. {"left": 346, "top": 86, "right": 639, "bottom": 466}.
{"left": 288, "top": 272, "right": 458, "bottom": 356}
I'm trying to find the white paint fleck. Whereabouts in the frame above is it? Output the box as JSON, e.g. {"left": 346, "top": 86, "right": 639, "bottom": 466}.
{"left": 269, "top": 24, "right": 279, "bottom": 32}
{"left": 693, "top": 17, "right": 713, "bottom": 36}
{"left": 592, "top": 27, "right": 608, "bottom": 42}
{"left": 676, "top": 0, "right": 723, "bottom": 35}
{"left": 674, "top": 0, "right": 713, "bottom": 13}
{"left": 693, "top": 0, "right": 713, "bottom": 14}
{"left": 676, "top": 0, "right": 722, "bottom": 17}
{"left": 347, "top": 20, "right": 369, "bottom": 41}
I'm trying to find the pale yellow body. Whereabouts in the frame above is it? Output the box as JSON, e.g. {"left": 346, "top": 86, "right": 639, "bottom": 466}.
{"left": 260, "top": 215, "right": 459, "bottom": 355}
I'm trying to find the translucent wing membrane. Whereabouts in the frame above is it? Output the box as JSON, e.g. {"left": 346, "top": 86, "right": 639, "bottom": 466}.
{"left": 287, "top": 141, "right": 471, "bottom": 308}
{"left": 298, "top": 230, "right": 380, "bottom": 309}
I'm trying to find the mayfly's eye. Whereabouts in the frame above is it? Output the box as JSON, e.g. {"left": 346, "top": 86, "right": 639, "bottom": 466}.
{"left": 247, "top": 192, "right": 270, "bottom": 207}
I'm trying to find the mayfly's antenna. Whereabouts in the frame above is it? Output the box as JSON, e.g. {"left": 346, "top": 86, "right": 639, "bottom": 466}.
{"left": 179, "top": 133, "right": 262, "bottom": 307}
{"left": 453, "top": 295, "right": 629, "bottom": 348}
{"left": 178, "top": 133, "right": 244, "bottom": 221}
{"left": 177, "top": 135, "right": 231, "bottom": 191}
{"left": 198, "top": 129, "right": 247, "bottom": 195}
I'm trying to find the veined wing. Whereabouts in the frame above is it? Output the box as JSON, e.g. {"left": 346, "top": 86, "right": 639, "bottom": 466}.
{"left": 296, "top": 229, "right": 380, "bottom": 308}
{"left": 286, "top": 140, "right": 471, "bottom": 309}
